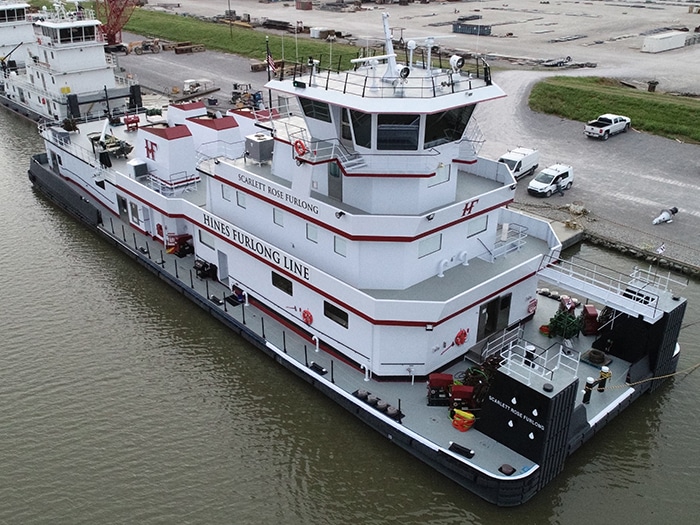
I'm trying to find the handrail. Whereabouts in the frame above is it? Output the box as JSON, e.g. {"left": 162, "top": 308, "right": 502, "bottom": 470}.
{"left": 278, "top": 56, "right": 493, "bottom": 99}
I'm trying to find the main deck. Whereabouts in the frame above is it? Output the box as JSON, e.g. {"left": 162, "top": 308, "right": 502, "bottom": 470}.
{"left": 29, "top": 143, "right": 639, "bottom": 472}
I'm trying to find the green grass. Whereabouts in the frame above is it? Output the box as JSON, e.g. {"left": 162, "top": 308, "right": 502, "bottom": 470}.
{"left": 124, "top": 8, "right": 360, "bottom": 70}
{"left": 529, "top": 76, "right": 700, "bottom": 143}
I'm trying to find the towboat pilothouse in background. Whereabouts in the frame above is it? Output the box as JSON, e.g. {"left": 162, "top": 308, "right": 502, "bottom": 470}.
{"left": 28, "top": 12, "right": 686, "bottom": 506}
{"left": 0, "top": 1, "right": 141, "bottom": 121}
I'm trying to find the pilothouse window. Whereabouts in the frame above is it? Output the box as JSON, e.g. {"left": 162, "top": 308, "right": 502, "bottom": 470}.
{"left": 0, "top": 8, "right": 26, "bottom": 22}
{"left": 350, "top": 110, "right": 371, "bottom": 148}
{"left": 424, "top": 106, "right": 475, "bottom": 148}
{"left": 299, "top": 97, "right": 332, "bottom": 123}
{"left": 377, "top": 114, "right": 419, "bottom": 150}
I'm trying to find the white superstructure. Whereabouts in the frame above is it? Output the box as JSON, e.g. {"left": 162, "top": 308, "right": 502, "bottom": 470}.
{"left": 1, "top": 1, "right": 140, "bottom": 121}
{"left": 0, "top": 1, "right": 33, "bottom": 63}
{"left": 38, "top": 12, "right": 562, "bottom": 378}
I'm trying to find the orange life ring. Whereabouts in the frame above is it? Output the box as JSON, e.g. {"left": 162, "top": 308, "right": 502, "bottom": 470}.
{"left": 454, "top": 328, "right": 468, "bottom": 346}
{"left": 294, "top": 140, "right": 307, "bottom": 156}
{"left": 302, "top": 309, "right": 313, "bottom": 325}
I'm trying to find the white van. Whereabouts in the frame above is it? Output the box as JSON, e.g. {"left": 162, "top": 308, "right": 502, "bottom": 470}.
{"left": 527, "top": 164, "right": 574, "bottom": 197}
{"left": 497, "top": 148, "right": 539, "bottom": 180}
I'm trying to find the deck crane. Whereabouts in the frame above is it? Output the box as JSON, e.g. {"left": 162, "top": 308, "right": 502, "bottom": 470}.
{"left": 95, "top": 0, "right": 139, "bottom": 53}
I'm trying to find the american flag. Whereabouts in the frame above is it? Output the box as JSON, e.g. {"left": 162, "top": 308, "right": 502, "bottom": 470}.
{"left": 266, "top": 48, "right": 276, "bottom": 74}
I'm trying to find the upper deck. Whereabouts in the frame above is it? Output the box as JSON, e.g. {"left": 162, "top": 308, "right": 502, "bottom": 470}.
{"left": 32, "top": 3, "right": 103, "bottom": 47}
{"left": 267, "top": 13, "right": 502, "bottom": 112}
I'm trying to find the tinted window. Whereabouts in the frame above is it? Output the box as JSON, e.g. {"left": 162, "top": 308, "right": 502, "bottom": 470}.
{"left": 377, "top": 114, "right": 419, "bottom": 150}
{"left": 424, "top": 105, "right": 475, "bottom": 148}
{"left": 299, "top": 97, "right": 332, "bottom": 122}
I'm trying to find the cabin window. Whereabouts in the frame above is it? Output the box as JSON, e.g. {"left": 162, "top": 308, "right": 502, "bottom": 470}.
{"left": 423, "top": 105, "right": 475, "bottom": 149}
{"left": 221, "top": 185, "right": 232, "bottom": 202}
{"left": 273, "top": 208, "right": 284, "bottom": 227}
{"left": 306, "top": 223, "right": 318, "bottom": 243}
{"left": 418, "top": 234, "right": 442, "bottom": 258}
{"left": 334, "top": 236, "right": 346, "bottom": 257}
{"left": 299, "top": 97, "right": 332, "bottom": 123}
{"left": 129, "top": 202, "right": 140, "bottom": 225}
{"left": 272, "top": 271, "right": 293, "bottom": 296}
{"left": 236, "top": 191, "right": 246, "bottom": 208}
{"left": 467, "top": 215, "right": 488, "bottom": 237}
{"left": 324, "top": 301, "right": 349, "bottom": 328}
{"left": 0, "top": 8, "right": 26, "bottom": 22}
{"left": 199, "top": 229, "right": 215, "bottom": 249}
{"left": 350, "top": 110, "right": 371, "bottom": 148}
{"left": 377, "top": 114, "right": 419, "bottom": 150}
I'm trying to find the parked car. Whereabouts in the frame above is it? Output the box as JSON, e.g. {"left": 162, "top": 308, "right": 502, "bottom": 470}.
{"left": 497, "top": 147, "right": 540, "bottom": 180}
{"left": 584, "top": 114, "right": 631, "bottom": 140}
{"left": 527, "top": 164, "right": 574, "bottom": 197}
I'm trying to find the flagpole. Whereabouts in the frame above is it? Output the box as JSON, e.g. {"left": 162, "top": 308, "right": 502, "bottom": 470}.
{"left": 265, "top": 36, "right": 273, "bottom": 110}
{"left": 266, "top": 36, "right": 271, "bottom": 83}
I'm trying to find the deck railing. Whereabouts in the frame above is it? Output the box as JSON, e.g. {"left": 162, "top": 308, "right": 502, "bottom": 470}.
{"left": 277, "top": 56, "right": 493, "bottom": 99}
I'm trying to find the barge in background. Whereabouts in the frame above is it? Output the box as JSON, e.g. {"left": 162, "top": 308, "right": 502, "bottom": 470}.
{"left": 27, "top": 12, "right": 686, "bottom": 506}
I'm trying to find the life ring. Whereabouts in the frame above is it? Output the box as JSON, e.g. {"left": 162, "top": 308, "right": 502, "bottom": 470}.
{"left": 156, "top": 223, "right": 163, "bottom": 237}
{"left": 454, "top": 328, "right": 468, "bottom": 346}
{"left": 294, "top": 140, "right": 308, "bottom": 156}
{"left": 302, "top": 309, "right": 313, "bottom": 325}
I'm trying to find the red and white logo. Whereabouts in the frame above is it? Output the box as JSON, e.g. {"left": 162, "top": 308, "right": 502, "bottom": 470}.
{"left": 145, "top": 139, "right": 158, "bottom": 160}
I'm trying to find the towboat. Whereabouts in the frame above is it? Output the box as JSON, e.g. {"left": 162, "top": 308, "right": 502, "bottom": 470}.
{"left": 0, "top": 1, "right": 141, "bottom": 122}
{"left": 27, "top": 13, "right": 686, "bottom": 506}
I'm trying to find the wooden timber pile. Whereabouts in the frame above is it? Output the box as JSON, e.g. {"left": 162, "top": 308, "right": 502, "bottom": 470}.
{"left": 173, "top": 41, "right": 206, "bottom": 54}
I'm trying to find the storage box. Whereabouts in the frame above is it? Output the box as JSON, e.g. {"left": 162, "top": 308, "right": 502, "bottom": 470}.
{"left": 450, "top": 385, "right": 474, "bottom": 409}
{"left": 428, "top": 373, "right": 453, "bottom": 389}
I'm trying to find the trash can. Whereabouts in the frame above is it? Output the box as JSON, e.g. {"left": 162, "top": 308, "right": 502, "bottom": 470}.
{"left": 647, "top": 80, "right": 659, "bottom": 92}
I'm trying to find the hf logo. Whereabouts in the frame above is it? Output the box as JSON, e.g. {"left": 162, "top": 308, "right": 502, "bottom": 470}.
{"left": 145, "top": 139, "right": 158, "bottom": 160}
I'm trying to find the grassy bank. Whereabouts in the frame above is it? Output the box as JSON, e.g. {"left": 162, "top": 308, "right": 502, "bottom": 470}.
{"left": 125, "top": 8, "right": 360, "bottom": 71}
{"left": 529, "top": 76, "right": 700, "bottom": 143}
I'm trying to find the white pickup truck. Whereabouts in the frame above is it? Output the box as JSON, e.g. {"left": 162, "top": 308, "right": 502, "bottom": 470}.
{"left": 584, "top": 114, "right": 631, "bottom": 140}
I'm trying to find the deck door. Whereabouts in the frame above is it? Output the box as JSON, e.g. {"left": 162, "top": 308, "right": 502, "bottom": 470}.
{"left": 477, "top": 293, "right": 512, "bottom": 341}
{"left": 217, "top": 250, "right": 229, "bottom": 285}
{"left": 328, "top": 162, "right": 343, "bottom": 202}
